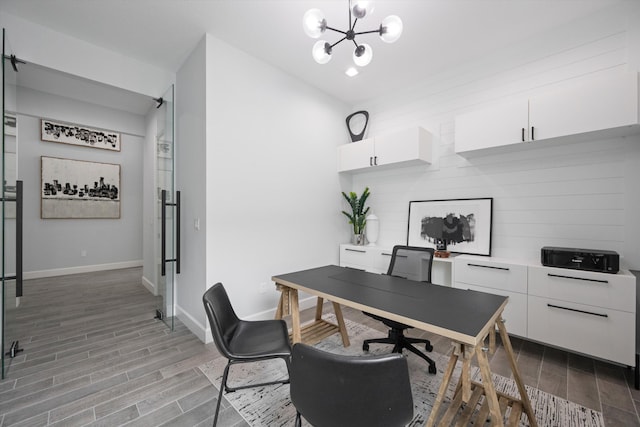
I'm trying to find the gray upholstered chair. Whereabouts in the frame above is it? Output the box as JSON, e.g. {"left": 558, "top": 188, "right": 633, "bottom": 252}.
{"left": 203, "top": 283, "right": 291, "bottom": 426}
{"left": 290, "top": 343, "right": 414, "bottom": 427}
{"left": 362, "top": 245, "right": 437, "bottom": 374}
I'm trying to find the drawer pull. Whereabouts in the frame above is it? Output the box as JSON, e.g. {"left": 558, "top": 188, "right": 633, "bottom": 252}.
{"left": 547, "top": 303, "right": 608, "bottom": 318}
{"left": 381, "top": 252, "right": 392, "bottom": 257}
{"left": 547, "top": 273, "right": 608, "bottom": 284}
{"left": 345, "top": 248, "right": 366, "bottom": 254}
{"left": 467, "top": 263, "right": 509, "bottom": 271}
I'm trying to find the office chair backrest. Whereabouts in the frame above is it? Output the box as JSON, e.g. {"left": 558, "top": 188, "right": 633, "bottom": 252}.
{"left": 290, "top": 343, "right": 414, "bottom": 427}
{"left": 203, "top": 283, "right": 240, "bottom": 360}
{"left": 387, "top": 245, "right": 434, "bottom": 282}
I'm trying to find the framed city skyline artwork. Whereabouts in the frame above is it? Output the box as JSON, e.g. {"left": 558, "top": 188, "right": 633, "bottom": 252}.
{"left": 41, "top": 156, "right": 121, "bottom": 219}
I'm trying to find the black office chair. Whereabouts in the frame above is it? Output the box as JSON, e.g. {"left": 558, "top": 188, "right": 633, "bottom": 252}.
{"left": 203, "top": 283, "right": 292, "bottom": 426}
{"left": 290, "top": 343, "right": 414, "bottom": 427}
{"left": 362, "top": 245, "right": 437, "bottom": 374}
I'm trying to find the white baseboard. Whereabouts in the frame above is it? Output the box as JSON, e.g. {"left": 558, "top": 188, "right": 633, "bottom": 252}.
{"left": 178, "top": 295, "right": 318, "bottom": 344}
{"left": 244, "top": 295, "right": 318, "bottom": 321}
{"left": 141, "top": 276, "right": 155, "bottom": 294}
{"left": 24, "top": 260, "right": 143, "bottom": 280}
{"left": 176, "top": 304, "right": 209, "bottom": 343}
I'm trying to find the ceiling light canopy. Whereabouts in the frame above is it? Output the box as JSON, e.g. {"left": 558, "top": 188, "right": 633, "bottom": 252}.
{"left": 302, "top": 0, "right": 402, "bottom": 67}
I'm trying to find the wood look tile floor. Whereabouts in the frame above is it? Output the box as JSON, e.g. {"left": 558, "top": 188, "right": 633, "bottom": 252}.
{"left": 1, "top": 267, "right": 638, "bottom": 426}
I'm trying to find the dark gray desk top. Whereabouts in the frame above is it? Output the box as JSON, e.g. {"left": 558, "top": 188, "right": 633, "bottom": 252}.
{"left": 273, "top": 265, "right": 508, "bottom": 346}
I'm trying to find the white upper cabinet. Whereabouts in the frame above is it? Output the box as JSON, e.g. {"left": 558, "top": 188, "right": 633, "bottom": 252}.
{"left": 529, "top": 72, "right": 638, "bottom": 141}
{"left": 455, "top": 71, "right": 639, "bottom": 155}
{"left": 338, "top": 126, "right": 433, "bottom": 173}
{"left": 337, "top": 137, "right": 376, "bottom": 172}
{"left": 454, "top": 98, "right": 529, "bottom": 153}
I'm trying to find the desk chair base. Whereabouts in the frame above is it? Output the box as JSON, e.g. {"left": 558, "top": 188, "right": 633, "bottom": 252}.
{"left": 363, "top": 329, "right": 437, "bottom": 374}
{"left": 214, "top": 357, "right": 290, "bottom": 426}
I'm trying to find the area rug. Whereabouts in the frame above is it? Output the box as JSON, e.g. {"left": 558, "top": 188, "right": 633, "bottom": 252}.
{"left": 199, "top": 316, "right": 604, "bottom": 426}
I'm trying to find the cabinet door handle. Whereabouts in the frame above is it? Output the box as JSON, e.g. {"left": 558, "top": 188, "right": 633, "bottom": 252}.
{"left": 369, "top": 156, "right": 373, "bottom": 166}
{"left": 521, "top": 128, "right": 525, "bottom": 142}
{"left": 531, "top": 126, "right": 535, "bottom": 141}
{"left": 547, "top": 303, "right": 608, "bottom": 318}
{"left": 467, "top": 263, "right": 510, "bottom": 271}
{"left": 547, "top": 273, "right": 608, "bottom": 284}
{"left": 345, "top": 248, "right": 366, "bottom": 253}
{"left": 374, "top": 156, "right": 378, "bottom": 166}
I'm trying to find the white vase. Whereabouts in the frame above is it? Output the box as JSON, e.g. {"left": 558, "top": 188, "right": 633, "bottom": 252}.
{"left": 365, "top": 214, "right": 379, "bottom": 246}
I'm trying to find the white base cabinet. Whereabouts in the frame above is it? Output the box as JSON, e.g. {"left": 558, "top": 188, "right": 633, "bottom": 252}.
{"left": 339, "top": 244, "right": 454, "bottom": 286}
{"left": 527, "top": 265, "right": 636, "bottom": 366}
{"left": 528, "top": 295, "right": 635, "bottom": 366}
{"left": 340, "top": 246, "right": 638, "bottom": 366}
{"left": 453, "top": 256, "right": 529, "bottom": 337}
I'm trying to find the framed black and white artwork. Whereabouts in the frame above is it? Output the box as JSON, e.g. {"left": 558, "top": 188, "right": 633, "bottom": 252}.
{"left": 41, "top": 156, "right": 121, "bottom": 219}
{"left": 4, "top": 113, "right": 16, "bottom": 136}
{"left": 41, "top": 119, "right": 121, "bottom": 151}
{"left": 407, "top": 198, "right": 493, "bottom": 256}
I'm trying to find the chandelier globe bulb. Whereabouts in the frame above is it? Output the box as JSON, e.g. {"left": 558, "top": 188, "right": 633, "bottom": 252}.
{"left": 303, "top": 8, "right": 327, "bottom": 38}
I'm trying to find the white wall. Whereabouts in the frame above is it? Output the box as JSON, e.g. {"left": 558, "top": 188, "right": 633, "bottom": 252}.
{"left": 348, "top": 1, "right": 640, "bottom": 268}
{"left": 15, "top": 86, "right": 145, "bottom": 276}
{"left": 175, "top": 34, "right": 350, "bottom": 341}
{"left": 175, "top": 37, "right": 208, "bottom": 338}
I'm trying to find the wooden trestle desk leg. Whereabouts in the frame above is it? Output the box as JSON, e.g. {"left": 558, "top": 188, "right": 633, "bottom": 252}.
{"left": 332, "top": 302, "right": 350, "bottom": 347}
{"left": 497, "top": 318, "right": 538, "bottom": 427}
{"left": 425, "top": 319, "right": 537, "bottom": 427}
{"left": 289, "top": 288, "right": 302, "bottom": 343}
{"left": 275, "top": 286, "right": 349, "bottom": 347}
{"left": 476, "top": 345, "right": 504, "bottom": 427}
{"left": 426, "top": 343, "right": 460, "bottom": 427}
{"left": 311, "top": 297, "right": 350, "bottom": 347}
{"left": 274, "top": 285, "right": 302, "bottom": 344}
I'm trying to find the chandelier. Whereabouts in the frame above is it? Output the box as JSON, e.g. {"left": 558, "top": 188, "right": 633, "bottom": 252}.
{"left": 302, "top": 1, "right": 403, "bottom": 67}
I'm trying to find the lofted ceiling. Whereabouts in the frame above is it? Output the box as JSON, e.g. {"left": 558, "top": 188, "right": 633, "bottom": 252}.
{"left": 0, "top": 0, "right": 627, "bottom": 110}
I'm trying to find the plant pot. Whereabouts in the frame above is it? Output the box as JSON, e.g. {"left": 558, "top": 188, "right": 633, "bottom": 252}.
{"left": 352, "top": 233, "right": 366, "bottom": 245}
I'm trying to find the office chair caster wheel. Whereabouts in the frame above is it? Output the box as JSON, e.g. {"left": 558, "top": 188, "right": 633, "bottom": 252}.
{"left": 426, "top": 343, "right": 433, "bottom": 352}
{"left": 363, "top": 343, "right": 370, "bottom": 351}
{"left": 428, "top": 364, "right": 437, "bottom": 375}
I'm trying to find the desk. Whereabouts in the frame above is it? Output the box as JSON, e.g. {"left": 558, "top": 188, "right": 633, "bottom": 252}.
{"left": 272, "top": 265, "right": 537, "bottom": 427}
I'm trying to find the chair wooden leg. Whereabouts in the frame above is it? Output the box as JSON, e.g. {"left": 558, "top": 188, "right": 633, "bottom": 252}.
{"left": 214, "top": 362, "right": 231, "bottom": 426}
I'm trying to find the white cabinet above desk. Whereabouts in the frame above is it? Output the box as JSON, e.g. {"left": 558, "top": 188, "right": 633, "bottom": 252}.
{"left": 337, "top": 127, "right": 433, "bottom": 173}
{"left": 455, "top": 71, "right": 639, "bottom": 155}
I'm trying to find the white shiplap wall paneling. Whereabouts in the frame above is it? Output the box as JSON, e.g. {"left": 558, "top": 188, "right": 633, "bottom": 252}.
{"left": 350, "top": 2, "right": 640, "bottom": 266}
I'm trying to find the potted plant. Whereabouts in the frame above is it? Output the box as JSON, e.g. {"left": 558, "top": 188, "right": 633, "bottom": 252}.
{"left": 341, "top": 187, "right": 370, "bottom": 245}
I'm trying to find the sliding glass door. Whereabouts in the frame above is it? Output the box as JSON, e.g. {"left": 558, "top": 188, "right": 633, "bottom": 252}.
{"left": 2, "top": 29, "right": 23, "bottom": 379}
{"left": 155, "top": 84, "right": 178, "bottom": 330}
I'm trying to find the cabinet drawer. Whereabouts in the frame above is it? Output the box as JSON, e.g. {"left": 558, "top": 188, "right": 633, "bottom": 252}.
{"left": 372, "top": 248, "right": 393, "bottom": 274}
{"left": 339, "top": 245, "right": 370, "bottom": 270}
{"left": 454, "top": 283, "right": 527, "bottom": 337}
{"left": 528, "top": 295, "right": 634, "bottom": 365}
{"left": 455, "top": 258, "right": 527, "bottom": 293}
{"left": 528, "top": 266, "right": 635, "bottom": 312}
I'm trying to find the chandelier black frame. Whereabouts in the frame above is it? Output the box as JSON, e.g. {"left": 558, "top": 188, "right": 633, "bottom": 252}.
{"left": 303, "top": 1, "right": 402, "bottom": 67}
